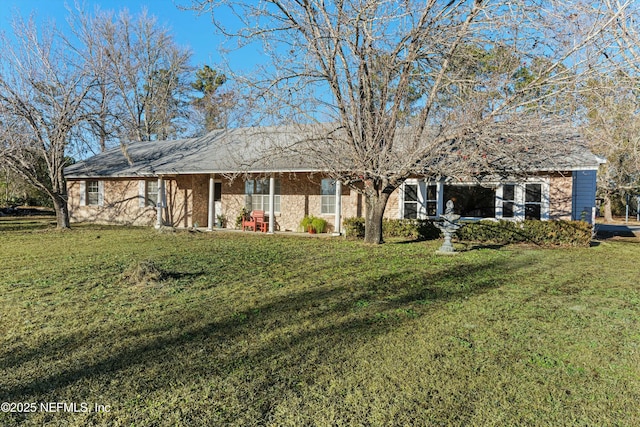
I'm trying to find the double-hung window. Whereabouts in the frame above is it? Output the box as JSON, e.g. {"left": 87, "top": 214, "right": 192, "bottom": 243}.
{"left": 525, "top": 183, "right": 542, "bottom": 220}
{"left": 146, "top": 181, "right": 159, "bottom": 207}
{"left": 321, "top": 179, "right": 336, "bottom": 214}
{"left": 501, "top": 184, "right": 516, "bottom": 218}
{"left": 245, "top": 178, "right": 281, "bottom": 213}
{"left": 403, "top": 183, "right": 419, "bottom": 219}
{"left": 402, "top": 181, "right": 438, "bottom": 219}
{"left": 86, "top": 180, "right": 100, "bottom": 206}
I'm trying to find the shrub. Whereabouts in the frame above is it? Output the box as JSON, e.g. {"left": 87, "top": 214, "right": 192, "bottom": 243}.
{"left": 343, "top": 217, "right": 365, "bottom": 238}
{"left": 311, "top": 217, "right": 328, "bottom": 233}
{"left": 300, "top": 215, "right": 328, "bottom": 233}
{"left": 456, "top": 219, "right": 592, "bottom": 247}
{"left": 343, "top": 217, "right": 441, "bottom": 240}
{"left": 300, "top": 215, "right": 314, "bottom": 232}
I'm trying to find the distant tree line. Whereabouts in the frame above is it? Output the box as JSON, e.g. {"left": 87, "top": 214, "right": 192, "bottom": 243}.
{"left": 0, "top": 6, "right": 234, "bottom": 222}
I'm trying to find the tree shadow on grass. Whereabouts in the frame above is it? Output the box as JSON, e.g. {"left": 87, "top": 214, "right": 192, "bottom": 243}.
{"left": 0, "top": 256, "right": 523, "bottom": 423}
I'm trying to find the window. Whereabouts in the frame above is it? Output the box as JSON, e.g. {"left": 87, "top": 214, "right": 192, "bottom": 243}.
{"left": 146, "top": 181, "right": 159, "bottom": 207}
{"left": 525, "top": 183, "right": 542, "bottom": 220}
{"left": 245, "top": 178, "right": 281, "bottom": 213}
{"left": 321, "top": 179, "right": 336, "bottom": 214}
{"left": 426, "top": 184, "right": 437, "bottom": 216}
{"left": 86, "top": 180, "right": 100, "bottom": 206}
{"left": 502, "top": 184, "right": 516, "bottom": 218}
{"left": 443, "top": 185, "right": 496, "bottom": 218}
{"left": 401, "top": 181, "right": 438, "bottom": 219}
{"left": 403, "top": 183, "right": 418, "bottom": 219}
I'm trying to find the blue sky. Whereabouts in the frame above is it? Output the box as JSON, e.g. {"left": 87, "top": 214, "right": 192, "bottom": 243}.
{"left": 0, "top": 0, "right": 243, "bottom": 70}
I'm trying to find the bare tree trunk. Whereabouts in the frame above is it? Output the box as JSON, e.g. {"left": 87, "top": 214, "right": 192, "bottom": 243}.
{"left": 364, "top": 190, "right": 390, "bottom": 245}
{"left": 602, "top": 191, "right": 614, "bottom": 223}
{"left": 51, "top": 192, "right": 70, "bottom": 229}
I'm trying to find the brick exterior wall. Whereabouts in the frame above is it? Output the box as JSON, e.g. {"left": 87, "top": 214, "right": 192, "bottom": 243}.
{"left": 549, "top": 174, "right": 573, "bottom": 221}
{"left": 68, "top": 179, "right": 156, "bottom": 226}
{"left": 68, "top": 171, "right": 578, "bottom": 230}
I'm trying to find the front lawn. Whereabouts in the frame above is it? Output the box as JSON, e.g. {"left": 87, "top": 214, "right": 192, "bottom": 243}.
{"left": 0, "top": 224, "right": 638, "bottom": 426}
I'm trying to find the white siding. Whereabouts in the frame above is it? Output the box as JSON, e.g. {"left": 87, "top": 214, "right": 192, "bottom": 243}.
{"left": 572, "top": 170, "right": 597, "bottom": 223}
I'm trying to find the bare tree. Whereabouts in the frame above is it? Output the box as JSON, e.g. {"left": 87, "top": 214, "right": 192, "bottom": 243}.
{"left": 582, "top": 1, "right": 640, "bottom": 221}
{"left": 186, "top": 0, "right": 624, "bottom": 243}
{"left": 0, "top": 16, "right": 95, "bottom": 228}
{"left": 70, "top": 7, "right": 194, "bottom": 145}
{"left": 581, "top": 76, "right": 640, "bottom": 221}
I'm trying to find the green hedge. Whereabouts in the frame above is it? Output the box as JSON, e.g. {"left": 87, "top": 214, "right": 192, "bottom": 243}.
{"left": 344, "top": 217, "right": 593, "bottom": 247}
{"left": 455, "top": 219, "right": 593, "bottom": 247}
{"left": 343, "top": 217, "right": 440, "bottom": 240}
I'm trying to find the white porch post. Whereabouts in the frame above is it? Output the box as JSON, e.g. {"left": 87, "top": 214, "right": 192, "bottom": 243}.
{"left": 436, "top": 181, "right": 444, "bottom": 219}
{"left": 156, "top": 176, "right": 164, "bottom": 228}
{"left": 333, "top": 180, "right": 342, "bottom": 236}
{"left": 268, "top": 175, "right": 275, "bottom": 234}
{"left": 207, "top": 174, "right": 215, "bottom": 231}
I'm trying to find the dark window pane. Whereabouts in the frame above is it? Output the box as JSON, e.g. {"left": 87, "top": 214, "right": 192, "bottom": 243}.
{"left": 443, "top": 185, "right": 496, "bottom": 218}
{"left": 214, "top": 182, "right": 222, "bottom": 202}
{"left": 525, "top": 184, "right": 541, "bottom": 203}
{"left": 503, "top": 184, "right": 515, "bottom": 201}
{"left": 404, "top": 202, "right": 417, "bottom": 219}
{"left": 404, "top": 184, "right": 418, "bottom": 202}
{"left": 427, "top": 202, "right": 437, "bottom": 216}
{"left": 503, "top": 201, "right": 514, "bottom": 218}
{"left": 525, "top": 204, "right": 541, "bottom": 220}
{"left": 427, "top": 184, "right": 437, "bottom": 201}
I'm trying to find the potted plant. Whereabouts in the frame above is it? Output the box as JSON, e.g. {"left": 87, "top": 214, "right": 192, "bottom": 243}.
{"left": 311, "top": 217, "right": 327, "bottom": 233}
{"left": 300, "top": 215, "right": 315, "bottom": 233}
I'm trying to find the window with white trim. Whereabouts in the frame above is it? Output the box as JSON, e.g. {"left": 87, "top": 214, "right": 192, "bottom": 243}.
{"left": 525, "top": 183, "right": 542, "bottom": 220}
{"left": 245, "top": 178, "right": 281, "bottom": 213}
{"left": 86, "top": 180, "right": 100, "bottom": 206}
{"left": 146, "top": 180, "right": 159, "bottom": 207}
{"left": 443, "top": 184, "right": 496, "bottom": 218}
{"left": 425, "top": 184, "right": 437, "bottom": 216}
{"left": 400, "top": 180, "right": 549, "bottom": 221}
{"left": 403, "top": 183, "right": 418, "bottom": 219}
{"left": 501, "top": 184, "right": 516, "bottom": 218}
{"left": 320, "top": 179, "right": 336, "bottom": 214}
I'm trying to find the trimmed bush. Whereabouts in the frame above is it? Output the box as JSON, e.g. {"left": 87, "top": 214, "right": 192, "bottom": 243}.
{"left": 455, "top": 219, "right": 593, "bottom": 247}
{"left": 343, "top": 217, "right": 365, "bottom": 238}
{"left": 343, "top": 217, "right": 441, "bottom": 240}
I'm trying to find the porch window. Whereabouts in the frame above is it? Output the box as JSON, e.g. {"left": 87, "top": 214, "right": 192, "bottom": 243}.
{"left": 502, "top": 184, "right": 516, "bottom": 218}
{"left": 525, "top": 183, "right": 542, "bottom": 220}
{"left": 425, "top": 184, "right": 437, "bottom": 216}
{"left": 245, "top": 178, "right": 281, "bottom": 213}
{"left": 443, "top": 185, "right": 496, "bottom": 218}
{"left": 146, "top": 180, "right": 159, "bottom": 207}
{"left": 403, "top": 183, "right": 418, "bottom": 219}
{"left": 86, "top": 180, "right": 100, "bottom": 206}
{"left": 320, "top": 179, "right": 336, "bottom": 214}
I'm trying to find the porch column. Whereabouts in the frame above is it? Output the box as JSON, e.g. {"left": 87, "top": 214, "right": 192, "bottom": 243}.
{"left": 207, "top": 174, "right": 215, "bottom": 231}
{"left": 156, "top": 176, "right": 165, "bottom": 228}
{"left": 333, "top": 180, "right": 342, "bottom": 236}
{"left": 268, "top": 175, "right": 275, "bottom": 234}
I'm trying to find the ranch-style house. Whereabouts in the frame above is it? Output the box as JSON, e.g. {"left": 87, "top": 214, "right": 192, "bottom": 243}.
{"left": 64, "top": 126, "right": 603, "bottom": 234}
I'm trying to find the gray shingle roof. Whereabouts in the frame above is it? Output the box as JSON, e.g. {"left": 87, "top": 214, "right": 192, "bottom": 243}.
{"left": 65, "top": 126, "right": 320, "bottom": 178}
{"left": 64, "top": 125, "right": 603, "bottom": 179}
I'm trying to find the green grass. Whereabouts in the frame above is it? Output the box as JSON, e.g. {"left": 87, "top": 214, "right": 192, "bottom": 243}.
{"left": 0, "top": 221, "right": 639, "bottom": 426}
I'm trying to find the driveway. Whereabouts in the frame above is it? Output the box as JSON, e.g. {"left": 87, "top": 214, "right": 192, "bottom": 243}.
{"left": 595, "top": 223, "right": 640, "bottom": 240}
